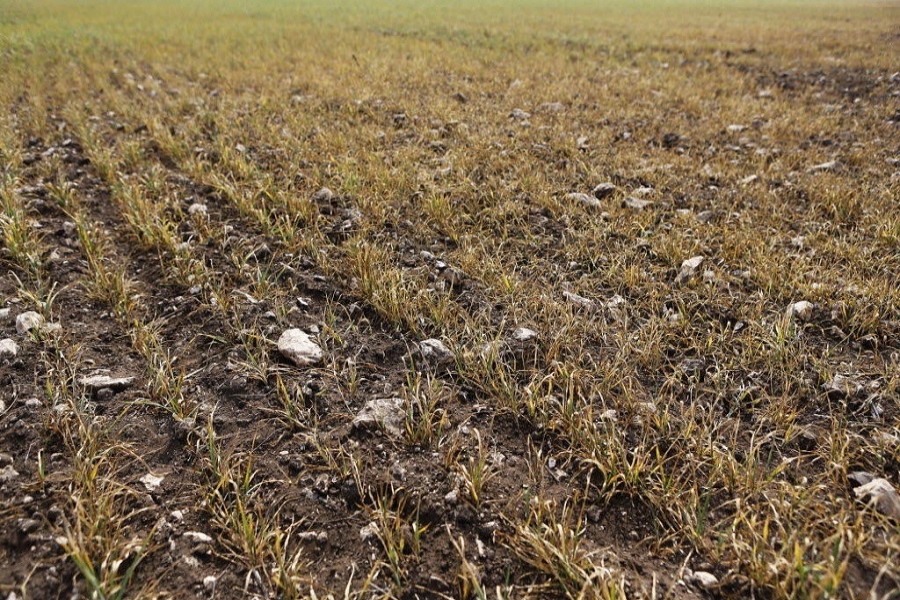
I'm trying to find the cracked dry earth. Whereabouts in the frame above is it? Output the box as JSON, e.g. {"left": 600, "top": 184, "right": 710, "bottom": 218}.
{"left": 1, "top": 1, "right": 899, "bottom": 599}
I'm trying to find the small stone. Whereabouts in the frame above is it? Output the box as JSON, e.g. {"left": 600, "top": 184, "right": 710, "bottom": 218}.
{"left": 24, "top": 398, "right": 42, "bottom": 410}
{"left": 807, "top": 160, "right": 838, "bottom": 173}
{"left": 511, "top": 327, "right": 538, "bottom": 342}
{"left": 623, "top": 196, "right": 652, "bottom": 210}
{"left": 675, "top": 256, "right": 704, "bottom": 285}
{"left": 444, "top": 489, "right": 459, "bottom": 505}
{"left": 0, "top": 465, "right": 19, "bottom": 483}
{"left": 565, "top": 192, "right": 601, "bottom": 209}
{"left": 563, "top": 290, "right": 594, "bottom": 309}
{"left": 183, "top": 531, "right": 213, "bottom": 543}
{"left": 537, "top": 102, "right": 565, "bottom": 113}
{"left": 740, "top": 174, "right": 759, "bottom": 185}
{"left": 727, "top": 124, "right": 747, "bottom": 133}
{"left": 15, "top": 311, "right": 44, "bottom": 334}
{"left": 352, "top": 398, "right": 406, "bottom": 437}
{"left": 0, "top": 339, "right": 18, "bottom": 358}
{"left": 79, "top": 375, "right": 135, "bottom": 392}
{"left": 203, "top": 575, "right": 217, "bottom": 591}
{"left": 187, "top": 203, "right": 208, "bottom": 216}
{"left": 509, "top": 108, "right": 531, "bottom": 121}
{"left": 140, "top": 473, "right": 164, "bottom": 492}
{"left": 311, "top": 187, "right": 334, "bottom": 203}
{"left": 0, "top": 453, "right": 12, "bottom": 466}
{"left": 277, "top": 329, "right": 323, "bottom": 367}
{"left": 688, "top": 570, "right": 719, "bottom": 589}
{"left": 848, "top": 471, "right": 874, "bottom": 487}
{"left": 853, "top": 478, "right": 900, "bottom": 520}
{"left": 822, "top": 374, "right": 863, "bottom": 399}
{"left": 592, "top": 182, "right": 617, "bottom": 199}
{"left": 0, "top": 308, "right": 10, "bottom": 320}
{"left": 170, "top": 510, "right": 184, "bottom": 522}
{"left": 419, "top": 338, "right": 453, "bottom": 365}
{"left": 605, "top": 295, "right": 626, "bottom": 310}
{"left": 786, "top": 301, "right": 815, "bottom": 322}
{"left": 359, "top": 522, "right": 378, "bottom": 541}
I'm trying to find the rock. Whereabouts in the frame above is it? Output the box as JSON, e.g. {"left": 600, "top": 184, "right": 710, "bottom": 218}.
{"left": 537, "top": 102, "right": 565, "bottom": 113}
{"left": 140, "top": 473, "right": 164, "bottom": 492}
{"left": 15, "top": 311, "right": 44, "bottom": 334}
{"left": 727, "top": 124, "right": 747, "bottom": 133}
{"left": 622, "top": 197, "right": 652, "bottom": 210}
{"left": 419, "top": 338, "right": 453, "bottom": 365}
{"left": 24, "top": 398, "right": 42, "bottom": 410}
{"left": 687, "top": 570, "right": 719, "bottom": 589}
{"left": 740, "top": 174, "right": 759, "bottom": 185}
{"left": 187, "top": 203, "right": 207, "bottom": 216}
{"left": 0, "top": 465, "right": 19, "bottom": 483}
{"left": 79, "top": 375, "right": 135, "bottom": 392}
{"left": 277, "top": 329, "right": 323, "bottom": 367}
{"left": 604, "top": 294, "right": 626, "bottom": 310}
{"left": 853, "top": 478, "right": 900, "bottom": 520}
{"left": 592, "top": 182, "right": 616, "bottom": 199}
{"left": 509, "top": 108, "right": 531, "bottom": 121}
{"left": 563, "top": 290, "right": 593, "bottom": 309}
{"left": 202, "top": 576, "right": 217, "bottom": 591}
{"left": 565, "top": 192, "right": 601, "bottom": 209}
{"left": 822, "top": 374, "right": 863, "bottom": 399}
{"left": 848, "top": 471, "right": 875, "bottom": 487}
{"left": 0, "top": 308, "right": 9, "bottom": 320}
{"left": 0, "top": 339, "right": 18, "bottom": 358}
{"left": 0, "top": 453, "right": 12, "bottom": 466}
{"left": 359, "top": 522, "right": 378, "bottom": 541}
{"left": 807, "top": 160, "right": 839, "bottom": 173}
{"left": 311, "top": 187, "right": 334, "bottom": 203}
{"left": 675, "top": 256, "right": 704, "bottom": 285}
{"left": 183, "top": 531, "right": 213, "bottom": 543}
{"left": 444, "top": 489, "right": 459, "bottom": 505}
{"left": 786, "top": 301, "right": 815, "bottom": 322}
{"left": 511, "top": 327, "right": 538, "bottom": 342}
{"left": 352, "top": 398, "right": 406, "bottom": 437}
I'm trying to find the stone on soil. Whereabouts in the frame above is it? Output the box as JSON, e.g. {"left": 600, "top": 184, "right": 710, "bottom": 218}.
{"left": 419, "top": 338, "right": 453, "bottom": 365}
{"left": 79, "top": 375, "right": 135, "bottom": 392}
{"left": 565, "top": 192, "right": 601, "bottom": 208}
{"left": 853, "top": 477, "right": 900, "bottom": 520}
{"left": 675, "top": 256, "right": 704, "bottom": 285}
{"left": 592, "top": 182, "right": 616, "bottom": 199}
{"left": 277, "top": 328, "right": 323, "bottom": 367}
{"left": 352, "top": 398, "right": 406, "bottom": 437}
{"left": 786, "top": 300, "right": 815, "bottom": 322}
{"left": 15, "top": 311, "right": 44, "bottom": 334}
{"left": 0, "top": 339, "right": 18, "bottom": 358}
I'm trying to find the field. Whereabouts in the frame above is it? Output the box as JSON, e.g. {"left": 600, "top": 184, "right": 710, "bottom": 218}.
{"left": 0, "top": 0, "right": 898, "bottom": 598}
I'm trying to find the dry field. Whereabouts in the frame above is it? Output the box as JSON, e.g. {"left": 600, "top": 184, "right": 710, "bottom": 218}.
{"left": 1, "top": 0, "right": 898, "bottom": 598}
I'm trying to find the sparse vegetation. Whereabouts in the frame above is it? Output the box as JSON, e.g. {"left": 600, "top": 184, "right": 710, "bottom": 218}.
{"left": 1, "top": 0, "right": 897, "bottom": 598}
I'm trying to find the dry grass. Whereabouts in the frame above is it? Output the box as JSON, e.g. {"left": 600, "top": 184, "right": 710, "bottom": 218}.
{"left": 0, "top": 0, "right": 898, "bottom": 598}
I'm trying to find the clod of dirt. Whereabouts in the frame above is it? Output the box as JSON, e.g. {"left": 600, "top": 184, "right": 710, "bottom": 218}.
{"left": 623, "top": 196, "right": 652, "bottom": 210}
{"left": 15, "top": 311, "right": 44, "bottom": 334}
{"left": 78, "top": 374, "right": 135, "bottom": 392}
{"left": 675, "top": 256, "right": 705, "bottom": 285}
{"left": 807, "top": 160, "right": 839, "bottom": 173}
{"left": 277, "top": 328, "right": 323, "bottom": 366}
{"left": 352, "top": 397, "right": 406, "bottom": 437}
{"left": 419, "top": 338, "right": 453, "bottom": 366}
{"left": 0, "top": 338, "right": 18, "bottom": 358}
{"left": 565, "top": 192, "right": 601, "bottom": 209}
{"left": 786, "top": 300, "right": 815, "bottom": 322}
{"left": 592, "top": 182, "right": 617, "bottom": 199}
{"left": 853, "top": 477, "right": 900, "bottom": 520}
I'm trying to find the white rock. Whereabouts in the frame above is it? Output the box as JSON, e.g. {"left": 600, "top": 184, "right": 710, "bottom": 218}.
{"left": 352, "top": 398, "right": 406, "bottom": 437}
{"left": 140, "top": 473, "right": 164, "bottom": 492}
{"left": 419, "top": 338, "right": 453, "bottom": 365}
{"left": 0, "top": 308, "right": 10, "bottom": 320}
{"left": 187, "top": 203, "right": 208, "bottom": 216}
{"left": 563, "top": 290, "right": 593, "bottom": 309}
{"left": 0, "top": 465, "right": 19, "bottom": 483}
{"left": 807, "top": 160, "right": 838, "bottom": 173}
{"left": 79, "top": 375, "right": 135, "bottom": 392}
{"left": 509, "top": 108, "right": 531, "bottom": 120}
{"left": 170, "top": 509, "right": 185, "bottom": 522}
{"left": 675, "top": 256, "right": 704, "bottom": 285}
{"left": 822, "top": 374, "right": 862, "bottom": 398}
{"left": 604, "top": 295, "right": 626, "bottom": 309}
{"left": 592, "top": 182, "right": 617, "bottom": 199}
{"left": 0, "top": 339, "right": 18, "bottom": 358}
{"left": 565, "top": 192, "right": 601, "bottom": 209}
{"left": 726, "top": 124, "right": 747, "bottom": 133}
{"left": 202, "top": 575, "right": 217, "bottom": 591}
{"left": 853, "top": 478, "right": 900, "bottom": 520}
{"left": 311, "top": 187, "right": 334, "bottom": 203}
{"left": 277, "top": 329, "right": 323, "bottom": 367}
{"left": 444, "top": 489, "right": 459, "bottom": 505}
{"left": 786, "top": 301, "right": 815, "bottom": 322}
{"left": 511, "top": 327, "right": 538, "bottom": 342}
{"left": 183, "top": 531, "right": 213, "bottom": 543}
{"left": 15, "top": 311, "right": 44, "bottom": 334}
{"left": 623, "top": 197, "right": 652, "bottom": 210}
{"left": 688, "top": 570, "right": 719, "bottom": 589}
{"left": 740, "top": 174, "right": 759, "bottom": 185}
{"left": 537, "top": 102, "right": 565, "bottom": 113}
{"left": 359, "top": 522, "right": 378, "bottom": 541}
